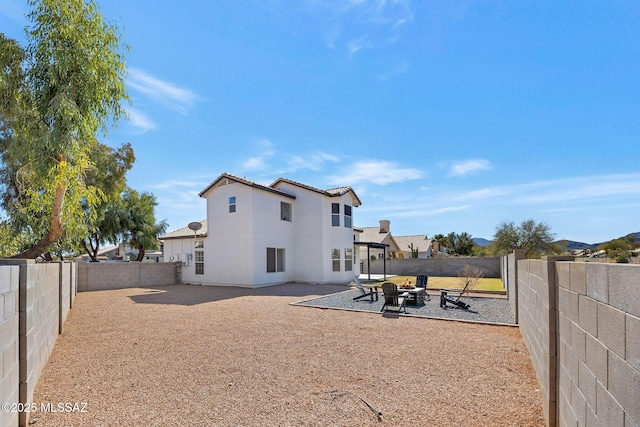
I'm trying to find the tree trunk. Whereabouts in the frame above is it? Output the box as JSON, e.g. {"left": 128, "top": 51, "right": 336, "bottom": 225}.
{"left": 136, "top": 245, "right": 145, "bottom": 262}
{"left": 82, "top": 239, "right": 99, "bottom": 262}
{"left": 13, "top": 155, "right": 67, "bottom": 259}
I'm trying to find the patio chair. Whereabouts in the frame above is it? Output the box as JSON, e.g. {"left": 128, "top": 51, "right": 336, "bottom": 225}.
{"left": 352, "top": 276, "right": 379, "bottom": 302}
{"left": 416, "top": 275, "right": 430, "bottom": 301}
{"left": 381, "top": 282, "right": 408, "bottom": 313}
{"left": 439, "top": 280, "right": 471, "bottom": 309}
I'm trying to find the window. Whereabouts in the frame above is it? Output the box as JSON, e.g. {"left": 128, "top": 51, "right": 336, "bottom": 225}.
{"left": 281, "top": 202, "right": 292, "bottom": 222}
{"left": 344, "top": 248, "right": 353, "bottom": 272}
{"left": 194, "top": 240, "right": 204, "bottom": 249}
{"left": 229, "top": 196, "right": 236, "bottom": 213}
{"left": 332, "top": 248, "right": 341, "bottom": 272}
{"left": 195, "top": 250, "right": 204, "bottom": 275}
{"left": 267, "top": 247, "right": 285, "bottom": 273}
{"left": 331, "top": 203, "right": 340, "bottom": 226}
{"left": 344, "top": 204, "right": 352, "bottom": 228}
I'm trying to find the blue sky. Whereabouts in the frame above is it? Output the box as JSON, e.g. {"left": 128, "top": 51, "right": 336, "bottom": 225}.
{"left": 2, "top": 0, "right": 639, "bottom": 244}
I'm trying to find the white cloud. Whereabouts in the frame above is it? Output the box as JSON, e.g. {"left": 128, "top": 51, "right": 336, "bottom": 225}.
{"left": 127, "top": 68, "right": 198, "bottom": 115}
{"left": 329, "top": 160, "right": 423, "bottom": 185}
{"left": 301, "top": 0, "right": 414, "bottom": 54}
{"left": 511, "top": 173, "right": 640, "bottom": 204}
{"left": 286, "top": 151, "right": 340, "bottom": 171}
{"left": 124, "top": 106, "right": 156, "bottom": 133}
{"left": 448, "top": 159, "right": 492, "bottom": 176}
{"left": 243, "top": 156, "right": 270, "bottom": 171}
{"left": 377, "top": 61, "right": 410, "bottom": 81}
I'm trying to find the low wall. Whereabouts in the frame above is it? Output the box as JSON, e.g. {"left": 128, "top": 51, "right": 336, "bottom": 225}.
{"left": 361, "top": 257, "right": 501, "bottom": 278}
{"left": 502, "top": 250, "right": 525, "bottom": 322}
{"left": 509, "top": 254, "right": 640, "bottom": 427}
{"left": 77, "top": 261, "right": 181, "bottom": 291}
{"left": 556, "top": 262, "right": 640, "bottom": 427}
{"left": 0, "top": 265, "right": 20, "bottom": 427}
{"left": 0, "top": 260, "right": 77, "bottom": 427}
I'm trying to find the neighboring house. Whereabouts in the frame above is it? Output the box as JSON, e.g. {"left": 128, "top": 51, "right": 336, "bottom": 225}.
{"left": 357, "top": 220, "right": 400, "bottom": 261}
{"left": 161, "top": 173, "right": 361, "bottom": 287}
{"left": 393, "top": 235, "right": 432, "bottom": 259}
{"left": 161, "top": 219, "right": 208, "bottom": 270}
{"left": 77, "top": 243, "right": 164, "bottom": 262}
{"left": 357, "top": 220, "right": 433, "bottom": 261}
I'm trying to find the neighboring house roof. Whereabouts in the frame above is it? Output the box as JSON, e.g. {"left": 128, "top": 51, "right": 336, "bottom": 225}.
{"left": 393, "top": 235, "right": 432, "bottom": 253}
{"left": 358, "top": 227, "right": 400, "bottom": 251}
{"left": 160, "top": 220, "right": 208, "bottom": 240}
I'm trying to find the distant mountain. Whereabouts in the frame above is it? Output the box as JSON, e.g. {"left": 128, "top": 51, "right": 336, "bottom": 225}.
{"left": 557, "top": 240, "right": 598, "bottom": 250}
{"left": 556, "top": 231, "right": 640, "bottom": 251}
{"left": 473, "top": 232, "right": 640, "bottom": 250}
{"left": 473, "top": 238, "right": 492, "bottom": 247}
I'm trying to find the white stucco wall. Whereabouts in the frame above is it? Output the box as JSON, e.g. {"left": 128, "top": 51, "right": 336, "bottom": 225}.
{"left": 168, "top": 178, "right": 359, "bottom": 287}
{"left": 274, "top": 181, "right": 356, "bottom": 284}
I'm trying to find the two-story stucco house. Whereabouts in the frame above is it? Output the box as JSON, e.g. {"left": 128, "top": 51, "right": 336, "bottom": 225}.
{"left": 161, "top": 173, "right": 362, "bottom": 287}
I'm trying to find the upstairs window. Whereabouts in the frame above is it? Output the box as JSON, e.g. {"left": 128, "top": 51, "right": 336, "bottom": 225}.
{"left": 281, "top": 202, "right": 292, "bottom": 222}
{"left": 344, "top": 204, "right": 352, "bottom": 228}
{"left": 331, "top": 203, "right": 340, "bottom": 226}
{"left": 195, "top": 240, "right": 204, "bottom": 249}
{"left": 229, "top": 196, "right": 236, "bottom": 213}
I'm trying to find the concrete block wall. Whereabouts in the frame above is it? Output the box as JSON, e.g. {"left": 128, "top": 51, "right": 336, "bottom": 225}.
{"left": 362, "top": 257, "right": 501, "bottom": 278}
{"left": 0, "top": 265, "right": 20, "bottom": 427}
{"left": 77, "top": 261, "right": 181, "bottom": 291}
{"left": 0, "top": 260, "right": 77, "bottom": 427}
{"left": 517, "top": 257, "right": 561, "bottom": 427}
{"left": 504, "top": 249, "right": 525, "bottom": 323}
{"left": 509, "top": 253, "right": 640, "bottom": 427}
{"left": 556, "top": 262, "right": 640, "bottom": 427}
{"left": 19, "top": 262, "right": 60, "bottom": 426}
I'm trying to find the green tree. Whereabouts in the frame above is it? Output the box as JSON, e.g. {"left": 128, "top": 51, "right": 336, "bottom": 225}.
{"left": 81, "top": 143, "right": 135, "bottom": 261}
{"left": 0, "top": 0, "right": 128, "bottom": 259}
{"left": 598, "top": 235, "right": 637, "bottom": 263}
{"left": 444, "top": 231, "right": 475, "bottom": 256}
{"left": 117, "top": 188, "right": 167, "bottom": 262}
{"left": 492, "top": 219, "right": 558, "bottom": 257}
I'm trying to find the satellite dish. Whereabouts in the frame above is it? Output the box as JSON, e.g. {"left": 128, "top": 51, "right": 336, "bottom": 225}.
{"left": 188, "top": 222, "right": 202, "bottom": 232}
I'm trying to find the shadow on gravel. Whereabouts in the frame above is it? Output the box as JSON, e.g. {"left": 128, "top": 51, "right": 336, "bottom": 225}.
{"left": 127, "top": 283, "right": 350, "bottom": 306}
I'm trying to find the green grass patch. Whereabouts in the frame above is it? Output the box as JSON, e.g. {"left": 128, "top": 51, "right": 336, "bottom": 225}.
{"left": 376, "top": 275, "right": 505, "bottom": 292}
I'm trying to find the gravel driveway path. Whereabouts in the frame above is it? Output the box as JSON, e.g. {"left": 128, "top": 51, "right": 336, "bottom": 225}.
{"left": 31, "top": 284, "right": 544, "bottom": 426}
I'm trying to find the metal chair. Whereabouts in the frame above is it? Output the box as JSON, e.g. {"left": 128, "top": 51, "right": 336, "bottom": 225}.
{"left": 440, "top": 280, "right": 471, "bottom": 309}
{"left": 416, "top": 275, "right": 430, "bottom": 301}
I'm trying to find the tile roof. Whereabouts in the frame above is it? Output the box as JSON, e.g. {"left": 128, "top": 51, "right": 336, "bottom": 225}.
{"left": 198, "top": 173, "right": 361, "bottom": 206}
{"left": 198, "top": 173, "right": 296, "bottom": 199}
{"left": 160, "top": 220, "right": 208, "bottom": 240}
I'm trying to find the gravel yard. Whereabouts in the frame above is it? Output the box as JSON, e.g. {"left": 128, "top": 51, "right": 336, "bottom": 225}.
{"left": 31, "top": 284, "right": 545, "bottom": 426}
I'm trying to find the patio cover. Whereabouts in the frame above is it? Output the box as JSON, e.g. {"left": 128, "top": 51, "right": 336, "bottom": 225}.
{"left": 354, "top": 241, "right": 390, "bottom": 280}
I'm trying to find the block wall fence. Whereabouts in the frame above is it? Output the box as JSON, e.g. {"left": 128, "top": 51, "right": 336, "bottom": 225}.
{"left": 0, "top": 260, "right": 180, "bottom": 426}
{"left": 0, "top": 260, "right": 76, "bottom": 427}
{"left": 502, "top": 253, "right": 640, "bottom": 427}
{"left": 361, "top": 256, "right": 501, "bottom": 278}
{"left": 3, "top": 255, "right": 638, "bottom": 427}
{"left": 77, "top": 261, "right": 181, "bottom": 291}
